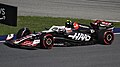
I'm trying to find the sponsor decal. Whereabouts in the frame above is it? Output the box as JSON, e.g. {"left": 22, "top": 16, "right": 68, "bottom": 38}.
{"left": 68, "top": 33, "right": 91, "bottom": 41}
{"left": 0, "top": 8, "right": 5, "bottom": 20}
{"left": 0, "top": 3, "right": 17, "bottom": 26}
{"left": 14, "top": 35, "right": 32, "bottom": 44}
{"left": 32, "top": 40, "right": 40, "bottom": 44}
{"left": 21, "top": 41, "right": 33, "bottom": 46}
{"left": 6, "top": 34, "right": 14, "bottom": 40}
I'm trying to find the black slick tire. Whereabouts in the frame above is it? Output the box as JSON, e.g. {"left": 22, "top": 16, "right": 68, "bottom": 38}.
{"left": 97, "top": 30, "right": 114, "bottom": 45}
{"left": 40, "top": 34, "right": 54, "bottom": 49}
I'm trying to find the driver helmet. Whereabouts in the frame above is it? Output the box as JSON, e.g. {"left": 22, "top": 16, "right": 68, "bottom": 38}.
{"left": 65, "top": 20, "right": 72, "bottom": 28}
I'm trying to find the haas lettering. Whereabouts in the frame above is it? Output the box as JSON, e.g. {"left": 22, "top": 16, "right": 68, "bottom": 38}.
{"left": 68, "top": 33, "right": 91, "bottom": 41}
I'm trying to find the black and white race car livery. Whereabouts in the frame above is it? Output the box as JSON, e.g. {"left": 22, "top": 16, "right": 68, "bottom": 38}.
{"left": 5, "top": 20, "right": 114, "bottom": 49}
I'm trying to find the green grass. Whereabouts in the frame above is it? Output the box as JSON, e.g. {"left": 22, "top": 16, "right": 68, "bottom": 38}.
{"left": 0, "top": 16, "right": 120, "bottom": 35}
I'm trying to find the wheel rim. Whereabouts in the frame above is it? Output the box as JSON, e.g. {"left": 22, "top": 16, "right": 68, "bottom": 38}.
{"left": 106, "top": 34, "right": 112, "bottom": 41}
{"left": 104, "top": 32, "right": 114, "bottom": 45}
{"left": 43, "top": 34, "right": 53, "bottom": 49}
{"left": 46, "top": 38, "right": 52, "bottom": 46}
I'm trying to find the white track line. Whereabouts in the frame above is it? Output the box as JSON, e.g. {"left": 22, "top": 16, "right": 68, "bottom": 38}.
{"left": 0, "top": 41, "right": 5, "bottom": 43}
{"left": 114, "top": 33, "right": 120, "bottom": 35}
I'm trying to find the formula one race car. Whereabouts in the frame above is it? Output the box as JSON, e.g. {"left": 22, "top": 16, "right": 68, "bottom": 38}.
{"left": 5, "top": 20, "right": 114, "bottom": 49}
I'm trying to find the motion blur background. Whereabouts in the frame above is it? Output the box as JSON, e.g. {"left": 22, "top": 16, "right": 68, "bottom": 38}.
{"left": 1, "top": 0, "right": 120, "bottom": 20}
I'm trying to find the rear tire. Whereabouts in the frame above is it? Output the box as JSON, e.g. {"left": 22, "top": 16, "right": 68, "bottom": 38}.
{"left": 97, "top": 30, "right": 114, "bottom": 45}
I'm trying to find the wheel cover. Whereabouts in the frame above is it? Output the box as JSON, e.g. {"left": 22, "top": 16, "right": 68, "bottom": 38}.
{"left": 46, "top": 38, "right": 52, "bottom": 46}
{"left": 106, "top": 34, "right": 112, "bottom": 41}
{"left": 104, "top": 32, "right": 114, "bottom": 45}
{"left": 43, "top": 34, "right": 53, "bottom": 49}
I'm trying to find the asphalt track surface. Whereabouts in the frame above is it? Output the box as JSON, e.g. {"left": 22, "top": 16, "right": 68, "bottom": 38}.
{"left": 0, "top": 35, "right": 119, "bottom": 67}
{"left": 1, "top": 0, "right": 120, "bottom": 20}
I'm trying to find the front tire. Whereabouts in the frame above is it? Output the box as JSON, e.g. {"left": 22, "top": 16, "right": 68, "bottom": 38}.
{"left": 40, "top": 34, "right": 54, "bottom": 49}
